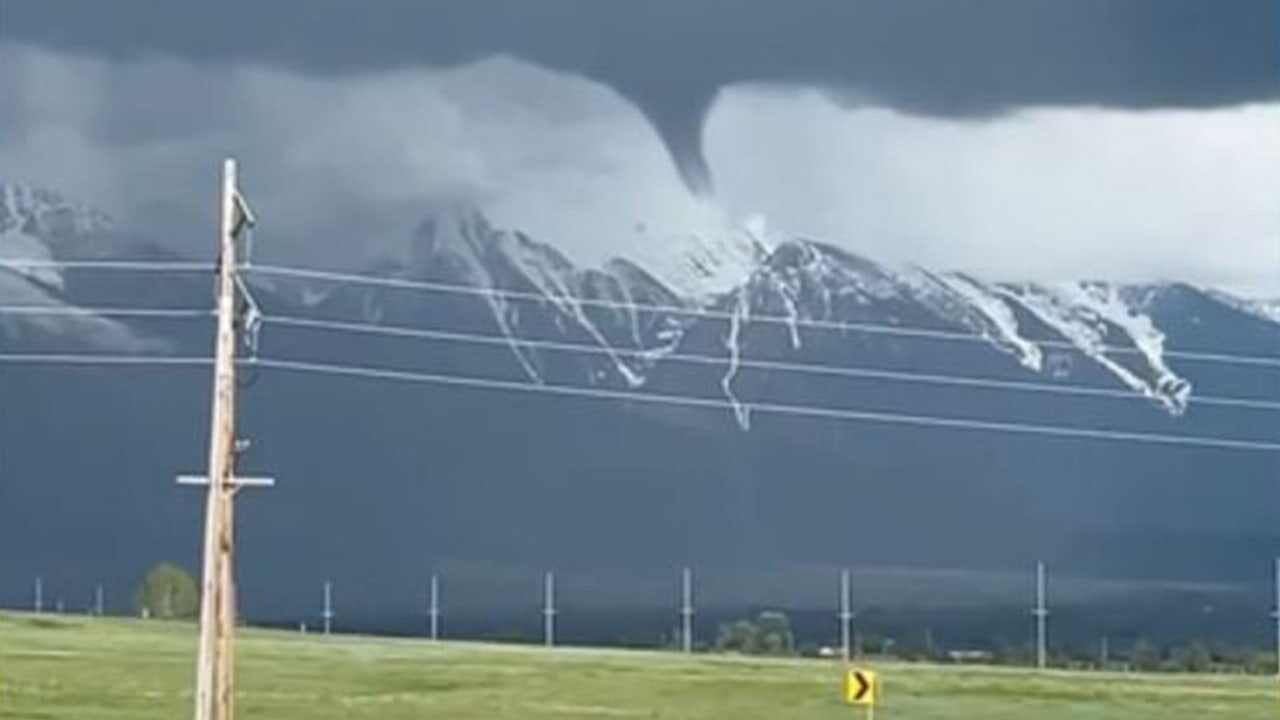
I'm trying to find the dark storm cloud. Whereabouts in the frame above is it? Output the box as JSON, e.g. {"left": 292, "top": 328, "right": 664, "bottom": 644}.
{"left": 4, "top": 0, "right": 1276, "bottom": 191}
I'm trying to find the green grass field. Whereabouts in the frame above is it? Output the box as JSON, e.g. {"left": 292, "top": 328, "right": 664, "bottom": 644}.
{"left": 1, "top": 611, "right": 1276, "bottom": 719}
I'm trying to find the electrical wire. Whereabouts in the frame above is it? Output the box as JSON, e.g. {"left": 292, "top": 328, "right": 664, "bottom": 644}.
{"left": 1, "top": 262, "right": 1273, "bottom": 449}
{"left": 2, "top": 348, "right": 1274, "bottom": 451}
{"left": 244, "top": 264, "right": 1280, "bottom": 369}
{"left": 248, "top": 356, "right": 1280, "bottom": 453}
{"left": 0, "top": 259, "right": 215, "bottom": 273}
{"left": 263, "top": 314, "right": 1280, "bottom": 411}
{"left": 2, "top": 258, "right": 1272, "bottom": 366}
{"left": 0, "top": 305, "right": 213, "bottom": 319}
{"left": 0, "top": 353, "right": 210, "bottom": 367}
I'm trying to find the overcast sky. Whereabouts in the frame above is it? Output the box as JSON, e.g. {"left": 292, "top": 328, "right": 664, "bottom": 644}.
{"left": 1, "top": 1, "right": 1276, "bottom": 294}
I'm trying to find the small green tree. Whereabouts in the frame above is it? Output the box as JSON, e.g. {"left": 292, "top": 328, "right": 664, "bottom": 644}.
{"left": 135, "top": 562, "right": 199, "bottom": 620}
{"left": 714, "top": 612, "right": 795, "bottom": 656}
{"left": 1172, "top": 641, "right": 1212, "bottom": 673}
{"left": 1130, "top": 639, "right": 1161, "bottom": 672}
{"left": 716, "top": 619, "right": 761, "bottom": 654}
{"left": 1242, "top": 650, "right": 1277, "bottom": 675}
{"left": 754, "top": 611, "right": 795, "bottom": 655}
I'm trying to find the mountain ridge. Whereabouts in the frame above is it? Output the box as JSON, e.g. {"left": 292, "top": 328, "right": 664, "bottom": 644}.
{"left": 2, "top": 185, "right": 1276, "bottom": 426}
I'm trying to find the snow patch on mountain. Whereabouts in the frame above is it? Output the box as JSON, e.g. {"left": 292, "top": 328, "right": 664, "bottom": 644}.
{"left": 929, "top": 273, "right": 1043, "bottom": 370}
{"left": 997, "top": 282, "right": 1190, "bottom": 413}
{"left": 687, "top": 237, "right": 1202, "bottom": 422}
{"left": 0, "top": 225, "right": 62, "bottom": 289}
{"left": 414, "top": 211, "right": 547, "bottom": 383}
{"left": 0, "top": 271, "right": 162, "bottom": 352}
{"left": 908, "top": 270, "right": 1044, "bottom": 371}
{"left": 496, "top": 228, "right": 647, "bottom": 386}
{"left": 1244, "top": 299, "right": 1280, "bottom": 325}
{"left": 0, "top": 183, "right": 112, "bottom": 290}
{"left": 722, "top": 239, "right": 1056, "bottom": 368}
{"left": 413, "top": 209, "right": 692, "bottom": 387}
{"left": 0, "top": 183, "right": 114, "bottom": 238}
{"left": 721, "top": 289, "right": 753, "bottom": 429}
{"left": 627, "top": 224, "right": 766, "bottom": 301}
{"left": 1203, "top": 288, "right": 1280, "bottom": 327}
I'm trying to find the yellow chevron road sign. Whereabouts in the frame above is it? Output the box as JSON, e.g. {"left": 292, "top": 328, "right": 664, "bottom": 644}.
{"left": 844, "top": 668, "right": 879, "bottom": 707}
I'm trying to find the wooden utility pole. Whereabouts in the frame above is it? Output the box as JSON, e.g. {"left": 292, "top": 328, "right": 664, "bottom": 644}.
{"left": 185, "top": 158, "right": 272, "bottom": 720}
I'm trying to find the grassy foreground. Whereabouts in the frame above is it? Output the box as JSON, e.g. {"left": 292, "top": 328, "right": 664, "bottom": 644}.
{"left": 1, "top": 611, "right": 1277, "bottom": 719}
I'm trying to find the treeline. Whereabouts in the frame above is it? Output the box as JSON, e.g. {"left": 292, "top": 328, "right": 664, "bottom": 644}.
{"left": 115, "top": 567, "right": 1280, "bottom": 676}
{"left": 702, "top": 611, "right": 1278, "bottom": 675}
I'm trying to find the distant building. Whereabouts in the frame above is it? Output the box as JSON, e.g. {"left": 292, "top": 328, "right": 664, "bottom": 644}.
{"left": 947, "top": 649, "right": 994, "bottom": 663}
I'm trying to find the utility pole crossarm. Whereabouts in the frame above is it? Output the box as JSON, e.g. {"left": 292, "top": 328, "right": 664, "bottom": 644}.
{"left": 177, "top": 475, "right": 276, "bottom": 489}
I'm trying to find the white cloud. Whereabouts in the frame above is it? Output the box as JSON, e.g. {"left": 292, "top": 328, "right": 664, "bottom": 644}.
{"left": 0, "top": 46, "right": 734, "bottom": 274}
{"left": 706, "top": 88, "right": 1280, "bottom": 295}
{"left": 1, "top": 45, "right": 1275, "bottom": 295}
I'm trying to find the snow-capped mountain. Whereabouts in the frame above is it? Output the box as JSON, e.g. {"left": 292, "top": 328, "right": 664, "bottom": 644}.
{"left": 5, "top": 191, "right": 1274, "bottom": 426}
{"left": 702, "top": 241, "right": 1197, "bottom": 426}
{"left": 1205, "top": 289, "right": 1280, "bottom": 327}
{"left": 404, "top": 209, "right": 692, "bottom": 387}
{"left": 0, "top": 184, "right": 171, "bottom": 351}
{"left": 0, "top": 183, "right": 114, "bottom": 289}
{"left": 261, "top": 208, "right": 1268, "bottom": 432}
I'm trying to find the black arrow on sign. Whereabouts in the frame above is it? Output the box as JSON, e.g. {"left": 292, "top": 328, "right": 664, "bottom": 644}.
{"left": 853, "top": 672, "right": 870, "bottom": 701}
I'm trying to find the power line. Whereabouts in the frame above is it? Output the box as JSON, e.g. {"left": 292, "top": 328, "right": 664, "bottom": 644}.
{"left": 0, "top": 353, "right": 210, "bottom": 367}
{"left": 0, "top": 305, "right": 213, "bottom": 319}
{"left": 248, "top": 356, "right": 1280, "bottom": 452}
{"left": 2, "top": 350, "right": 1274, "bottom": 450}
{"left": 1, "top": 258, "right": 1272, "bottom": 367}
{"left": 0, "top": 259, "right": 215, "bottom": 273}
{"left": 263, "top": 314, "right": 1280, "bottom": 411}
{"left": 6, "top": 307, "right": 1272, "bottom": 410}
{"left": 245, "top": 264, "right": 1280, "bottom": 368}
